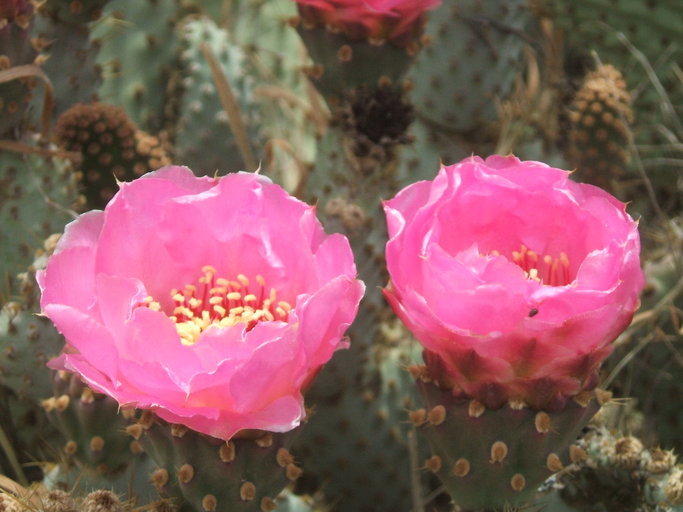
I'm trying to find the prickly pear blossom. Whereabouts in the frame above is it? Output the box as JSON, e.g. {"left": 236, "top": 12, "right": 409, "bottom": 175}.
{"left": 294, "top": 0, "right": 441, "bottom": 44}
{"left": 384, "top": 155, "right": 643, "bottom": 409}
{"left": 39, "top": 167, "right": 364, "bottom": 440}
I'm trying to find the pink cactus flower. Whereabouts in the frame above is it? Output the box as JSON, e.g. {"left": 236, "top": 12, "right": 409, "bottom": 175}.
{"left": 294, "top": 0, "right": 441, "bottom": 44}
{"left": 39, "top": 166, "right": 365, "bottom": 440}
{"left": 384, "top": 155, "right": 643, "bottom": 410}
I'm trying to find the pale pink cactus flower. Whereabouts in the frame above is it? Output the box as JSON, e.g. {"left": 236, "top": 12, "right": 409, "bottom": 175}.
{"left": 295, "top": 0, "right": 441, "bottom": 44}
{"left": 39, "top": 166, "right": 365, "bottom": 440}
{"left": 384, "top": 155, "right": 643, "bottom": 410}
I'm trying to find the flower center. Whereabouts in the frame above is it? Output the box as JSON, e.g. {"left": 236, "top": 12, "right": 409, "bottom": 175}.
{"left": 140, "top": 265, "right": 292, "bottom": 345}
{"left": 506, "top": 244, "right": 571, "bottom": 287}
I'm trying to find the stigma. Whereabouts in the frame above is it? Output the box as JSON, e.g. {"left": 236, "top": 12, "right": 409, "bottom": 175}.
{"left": 140, "top": 265, "right": 292, "bottom": 345}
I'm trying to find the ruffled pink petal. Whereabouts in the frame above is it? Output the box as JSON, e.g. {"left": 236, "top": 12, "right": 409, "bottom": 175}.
{"left": 52, "top": 210, "right": 104, "bottom": 255}
{"left": 39, "top": 247, "right": 98, "bottom": 314}
{"left": 44, "top": 305, "right": 118, "bottom": 378}
{"left": 295, "top": 276, "right": 365, "bottom": 367}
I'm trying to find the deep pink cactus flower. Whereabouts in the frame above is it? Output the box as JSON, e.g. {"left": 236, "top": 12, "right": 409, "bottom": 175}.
{"left": 294, "top": 0, "right": 441, "bottom": 45}
{"left": 39, "top": 166, "right": 365, "bottom": 440}
{"left": 384, "top": 155, "right": 643, "bottom": 410}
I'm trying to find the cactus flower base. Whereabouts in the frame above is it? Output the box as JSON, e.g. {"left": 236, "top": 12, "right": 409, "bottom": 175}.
{"left": 135, "top": 413, "right": 304, "bottom": 512}
{"left": 414, "top": 376, "right": 601, "bottom": 510}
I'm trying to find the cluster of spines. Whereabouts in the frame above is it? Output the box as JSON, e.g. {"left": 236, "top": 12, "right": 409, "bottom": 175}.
{"left": 548, "top": 425, "right": 683, "bottom": 510}
{"left": 567, "top": 63, "right": 633, "bottom": 189}
{"left": 0, "top": 488, "right": 176, "bottom": 512}
{"left": 55, "top": 102, "right": 170, "bottom": 207}
{"left": 128, "top": 411, "right": 303, "bottom": 512}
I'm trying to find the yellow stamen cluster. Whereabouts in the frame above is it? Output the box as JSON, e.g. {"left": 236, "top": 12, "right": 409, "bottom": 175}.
{"left": 491, "top": 245, "right": 571, "bottom": 287}
{"left": 141, "top": 265, "right": 291, "bottom": 346}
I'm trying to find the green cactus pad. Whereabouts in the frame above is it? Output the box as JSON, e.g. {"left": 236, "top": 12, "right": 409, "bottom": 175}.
{"left": 0, "top": 18, "right": 38, "bottom": 139}
{"left": 93, "top": 0, "right": 187, "bottom": 132}
{"left": 408, "top": 0, "right": 533, "bottom": 134}
{"left": 0, "top": 148, "right": 82, "bottom": 300}
{"left": 173, "top": 16, "right": 260, "bottom": 175}
{"left": 31, "top": 8, "right": 102, "bottom": 121}
{"left": 414, "top": 377, "right": 601, "bottom": 510}
{"left": 0, "top": 244, "right": 67, "bottom": 480}
{"left": 44, "top": 371, "right": 144, "bottom": 478}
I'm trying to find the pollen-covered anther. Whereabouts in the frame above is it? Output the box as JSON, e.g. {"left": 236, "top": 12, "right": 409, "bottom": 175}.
{"left": 490, "top": 441, "right": 508, "bottom": 464}
{"left": 569, "top": 445, "right": 587, "bottom": 463}
{"left": 219, "top": 441, "right": 236, "bottom": 463}
{"left": 177, "top": 463, "right": 195, "bottom": 484}
{"left": 201, "top": 494, "right": 217, "bottom": 512}
{"left": 240, "top": 482, "right": 256, "bottom": 501}
{"left": 140, "top": 267, "right": 290, "bottom": 346}
{"left": 511, "top": 473, "right": 526, "bottom": 492}
{"left": 409, "top": 409, "right": 427, "bottom": 426}
{"left": 452, "top": 458, "right": 470, "bottom": 477}
{"left": 511, "top": 244, "right": 571, "bottom": 287}
{"left": 535, "top": 412, "right": 552, "bottom": 434}
{"left": 425, "top": 455, "right": 442, "bottom": 473}
{"left": 468, "top": 400, "right": 485, "bottom": 418}
{"left": 427, "top": 405, "right": 446, "bottom": 426}
{"left": 547, "top": 453, "right": 564, "bottom": 472}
